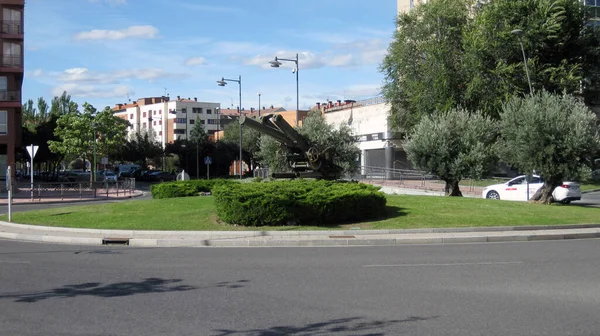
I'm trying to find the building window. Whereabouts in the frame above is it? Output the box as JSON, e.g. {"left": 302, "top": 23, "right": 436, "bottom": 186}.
{"left": 153, "top": 121, "right": 156, "bottom": 126}
{"left": 207, "top": 119, "right": 216, "bottom": 124}
{"left": 181, "top": 108, "right": 187, "bottom": 114}
{"left": 2, "top": 42, "right": 21, "bottom": 67}
{"left": 189, "top": 119, "right": 195, "bottom": 124}
{"left": 129, "top": 114, "right": 134, "bottom": 119}
{"left": 143, "top": 112, "right": 147, "bottom": 118}
{"left": 159, "top": 120, "right": 162, "bottom": 125}
{"left": 206, "top": 109, "right": 212, "bottom": 114}
{"left": 153, "top": 110, "right": 156, "bottom": 115}
{"left": 587, "top": 0, "right": 600, "bottom": 17}
{"left": 200, "top": 120, "right": 205, "bottom": 125}
{"left": 0, "top": 111, "right": 6, "bottom": 134}
{"left": 192, "top": 107, "right": 203, "bottom": 114}
{"left": 175, "top": 118, "right": 186, "bottom": 123}
{"left": 174, "top": 129, "right": 185, "bottom": 134}
{"left": 159, "top": 131, "right": 162, "bottom": 136}
{"left": 159, "top": 110, "right": 162, "bottom": 113}
{"left": 143, "top": 122, "right": 147, "bottom": 128}
{"left": 2, "top": 9, "right": 22, "bottom": 34}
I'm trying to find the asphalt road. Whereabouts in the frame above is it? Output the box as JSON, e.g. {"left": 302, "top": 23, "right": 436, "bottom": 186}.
{"left": 0, "top": 239, "right": 599, "bottom": 336}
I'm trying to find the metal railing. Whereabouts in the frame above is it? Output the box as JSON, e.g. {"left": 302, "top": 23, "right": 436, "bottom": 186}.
{"left": 0, "top": 90, "right": 20, "bottom": 101}
{"left": 8, "top": 178, "right": 136, "bottom": 201}
{"left": 1, "top": 21, "right": 23, "bottom": 34}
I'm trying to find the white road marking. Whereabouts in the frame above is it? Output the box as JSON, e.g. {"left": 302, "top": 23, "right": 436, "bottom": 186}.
{"left": 363, "top": 261, "right": 524, "bottom": 267}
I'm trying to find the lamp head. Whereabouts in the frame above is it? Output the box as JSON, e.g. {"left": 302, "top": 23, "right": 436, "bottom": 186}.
{"left": 511, "top": 29, "right": 524, "bottom": 36}
{"left": 269, "top": 58, "right": 282, "bottom": 68}
{"left": 292, "top": 68, "right": 297, "bottom": 74}
{"left": 216, "top": 78, "right": 227, "bottom": 86}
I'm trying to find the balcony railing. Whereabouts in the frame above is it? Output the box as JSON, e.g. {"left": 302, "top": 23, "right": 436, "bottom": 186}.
{"left": 1, "top": 54, "right": 22, "bottom": 68}
{"left": 1, "top": 21, "right": 23, "bottom": 35}
{"left": 0, "top": 90, "right": 20, "bottom": 101}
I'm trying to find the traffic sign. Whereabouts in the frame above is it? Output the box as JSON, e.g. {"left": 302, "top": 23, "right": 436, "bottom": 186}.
{"left": 101, "top": 157, "right": 109, "bottom": 165}
{"left": 204, "top": 156, "right": 212, "bottom": 165}
{"left": 26, "top": 144, "right": 39, "bottom": 159}
{"left": 5, "top": 166, "right": 10, "bottom": 191}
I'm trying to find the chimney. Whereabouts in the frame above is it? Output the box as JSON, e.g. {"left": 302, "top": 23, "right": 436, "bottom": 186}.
{"left": 316, "top": 102, "right": 321, "bottom": 109}
{"left": 117, "top": 104, "right": 122, "bottom": 109}
{"left": 194, "top": 97, "right": 197, "bottom": 101}
{"left": 337, "top": 100, "right": 342, "bottom": 106}
{"left": 177, "top": 95, "right": 181, "bottom": 100}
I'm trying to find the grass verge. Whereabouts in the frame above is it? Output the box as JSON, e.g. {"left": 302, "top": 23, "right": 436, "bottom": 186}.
{"left": 3, "top": 195, "right": 599, "bottom": 231}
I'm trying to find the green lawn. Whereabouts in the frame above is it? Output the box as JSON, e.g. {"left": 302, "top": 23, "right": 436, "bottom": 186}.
{"left": 3, "top": 195, "right": 599, "bottom": 231}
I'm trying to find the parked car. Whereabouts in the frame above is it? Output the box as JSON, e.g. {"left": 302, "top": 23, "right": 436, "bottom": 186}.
{"left": 140, "top": 169, "right": 161, "bottom": 182}
{"left": 482, "top": 175, "right": 581, "bottom": 203}
{"left": 100, "top": 170, "right": 118, "bottom": 182}
{"left": 146, "top": 171, "right": 176, "bottom": 182}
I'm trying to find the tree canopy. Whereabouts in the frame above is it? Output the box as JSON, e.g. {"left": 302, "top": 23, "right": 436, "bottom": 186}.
{"left": 497, "top": 91, "right": 600, "bottom": 203}
{"left": 405, "top": 107, "right": 498, "bottom": 196}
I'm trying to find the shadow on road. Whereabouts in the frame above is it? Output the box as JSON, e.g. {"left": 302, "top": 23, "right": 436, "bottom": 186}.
{"left": 213, "top": 315, "right": 438, "bottom": 335}
{"left": 0, "top": 277, "right": 196, "bottom": 303}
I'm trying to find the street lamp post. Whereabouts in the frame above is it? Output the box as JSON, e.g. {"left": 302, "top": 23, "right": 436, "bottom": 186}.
{"left": 511, "top": 29, "right": 533, "bottom": 97}
{"left": 258, "top": 92, "right": 261, "bottom": 117}
{"left": 270, "top": 53, "right": 299, "bottom": 126}
{"left": 92, "top": 122, "right": 97, "bottom": 183}
{"left": 217, "top": 75, "right": 243, "bottom": 179}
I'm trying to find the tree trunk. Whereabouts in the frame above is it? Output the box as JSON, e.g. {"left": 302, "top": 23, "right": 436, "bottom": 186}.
{"left": 530, "top": 181, "right": 559, "bottom": 204}
{"left": 444, "top": 180, "right": 463, "bottom": 197}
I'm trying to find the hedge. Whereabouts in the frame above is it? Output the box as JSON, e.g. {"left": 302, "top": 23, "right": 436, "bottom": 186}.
{"left": 150, "top": 179, "right": 238, "bottom": 199}
{"left": 213, "top": 180, "right": 387, "bottom": 226}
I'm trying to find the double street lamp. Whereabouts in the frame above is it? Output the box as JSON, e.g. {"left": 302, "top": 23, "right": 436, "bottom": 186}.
{"left": 511, "top": 29, "right": 533, "bottom": 97}
{"left": 270, "top": 53, "right": 299, "bottom": 126}
{"left": 217, "top": 75, "right": 243, "bottom": 179}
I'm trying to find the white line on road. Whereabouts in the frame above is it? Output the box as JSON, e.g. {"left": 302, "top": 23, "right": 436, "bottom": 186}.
{"left": 363, "top": 261, "right": 524, "bottom": 267}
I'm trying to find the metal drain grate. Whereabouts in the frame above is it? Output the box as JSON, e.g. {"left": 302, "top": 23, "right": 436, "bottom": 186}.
{"left": 102, "top": 238, "right": 130, "bottom": 245}
{"left": 329, "top": 235, "right": 356, "bottom": 239}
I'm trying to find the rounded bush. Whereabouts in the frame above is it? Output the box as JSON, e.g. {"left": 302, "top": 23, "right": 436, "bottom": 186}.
{"left": 213, "top": 180, "right": 387, "bottom": 226}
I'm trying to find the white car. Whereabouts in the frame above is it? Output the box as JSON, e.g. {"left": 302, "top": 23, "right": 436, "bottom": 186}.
{"left": 101, "top": 170, "right": 118, "bottom": 182}
{"left": 482, "top": 175, "right": 581, "bottom": 203}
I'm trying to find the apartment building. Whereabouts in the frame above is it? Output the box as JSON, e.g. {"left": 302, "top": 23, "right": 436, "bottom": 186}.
{"left": 112, "top": 96, "right": 220, "bottom": 148}
{"left": 0, "top": 0, "right": 23, "bottom": 179}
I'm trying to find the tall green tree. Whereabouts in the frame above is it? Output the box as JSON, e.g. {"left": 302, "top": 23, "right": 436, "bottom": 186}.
{"left": 463, "top": 0, "right": 600, "bottom": 115}
{"left": 497, "top": 92, "right": 600, "bottom": 204}
{"left": 222, "top": 122, "right": 262, "bottom": 169}
{"left": 49, "top": 103, "right": 128, "bottom": 180}
{"left": 405, "top": 107, "right": 498, "bottom": 196}
{"left": 380, "top": 0, "right": 472, "bottom": 133}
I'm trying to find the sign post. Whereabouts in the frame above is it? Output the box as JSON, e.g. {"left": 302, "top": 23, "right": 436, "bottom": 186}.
{"left": 204, "top": 156, "right": 212, "bottom": 180}
{"left": 26, "top": 144, "right": 39, "bottom": 201}
{"left": 6, "top": 166, "right": 11, "bottom": 222}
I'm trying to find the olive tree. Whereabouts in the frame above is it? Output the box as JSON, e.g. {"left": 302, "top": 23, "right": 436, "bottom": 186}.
{"left": 498, "top": 91, "right": 600, "bottom": 204}
{"left": 405, "top": 107, "right": 498, "bottom": 196}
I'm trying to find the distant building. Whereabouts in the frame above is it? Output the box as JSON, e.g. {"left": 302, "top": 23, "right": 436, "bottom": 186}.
{"left": 0, "top": 0, "right": 23, "bottom": 179}
{"left": 112, "top": 96, "right": 220, "bottom": 149}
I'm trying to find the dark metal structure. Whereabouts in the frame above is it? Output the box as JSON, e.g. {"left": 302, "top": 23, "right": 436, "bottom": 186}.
{"left": 239, "top": 114, "right": 342, "bottom": 179}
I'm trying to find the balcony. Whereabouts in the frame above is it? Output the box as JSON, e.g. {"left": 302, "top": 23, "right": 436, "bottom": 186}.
{"left": 0, "top": 91, "right": 20, "bottom": 101}
{"left": 1, "top": 21, "right": 23, "bottom": 35}
{"left": 1, "top": 54, "right": 22, "bottom": 68}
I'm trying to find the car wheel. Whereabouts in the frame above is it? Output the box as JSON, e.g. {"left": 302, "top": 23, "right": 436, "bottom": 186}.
{"left": 486, "top": 190, "right": 500, "bottom": 200}
{"left": 560, "top": 200, "right": 571, "bottom": 204}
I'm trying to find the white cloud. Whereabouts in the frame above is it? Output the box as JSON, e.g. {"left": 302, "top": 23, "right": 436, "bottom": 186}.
{"left": 88, "top": 0, "right": 127, "bottom": 5}
{"left": 244, "top": 38, "right": 389, "bottom": 70}
{"left": 25, "top": 69, "right": 45, "bottom": 78}
{"left": 184, "top": 57, "right": 206, "bottom": 66}
{"left": 74, "top": 25, "right": 159, "bottom": 41}
{"left": 52, "top": 84, "right": 134, "bottom": 99}
{"left": 56, "top": 67, "right": 182, "bottom": 84}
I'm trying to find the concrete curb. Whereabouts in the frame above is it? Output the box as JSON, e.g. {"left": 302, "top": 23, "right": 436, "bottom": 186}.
{"left": 1, "top": 221, "right": 599, "bottom": 247}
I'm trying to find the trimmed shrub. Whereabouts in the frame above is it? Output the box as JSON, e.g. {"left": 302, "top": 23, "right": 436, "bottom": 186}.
{"left": 150, "top": 179, "right": 238, "bottom": 199}
{"left": 213, "top": 180, "right": 387, "bottom": 226}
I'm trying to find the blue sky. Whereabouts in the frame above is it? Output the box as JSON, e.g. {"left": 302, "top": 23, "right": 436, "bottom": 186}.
{"left": 24, "top": 0, "right": 397, "bottom": 111}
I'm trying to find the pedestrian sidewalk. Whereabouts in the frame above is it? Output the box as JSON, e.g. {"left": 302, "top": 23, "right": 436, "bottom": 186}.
{"left": 0, "top": 189, "right": 144, "bottom": 205}
{"left": 0, "top": 220, "right": 598, "bottom": 247}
